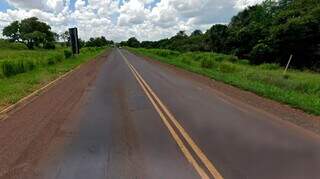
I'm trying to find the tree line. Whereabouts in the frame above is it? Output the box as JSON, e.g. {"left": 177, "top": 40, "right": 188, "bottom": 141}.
{"left": 2, "top": 17, "right": 114, "bottom": 50}
{"left": 121, "top": 0, "right": 320, "bottom": 69}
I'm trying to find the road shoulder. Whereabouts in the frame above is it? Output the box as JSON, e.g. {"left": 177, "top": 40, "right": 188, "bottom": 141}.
{"left": 0, "top": 51, "right": 110, "bottom": 178}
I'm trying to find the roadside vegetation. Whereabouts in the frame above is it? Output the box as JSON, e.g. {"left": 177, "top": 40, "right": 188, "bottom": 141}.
{"left": 121, "top": 0, "right": 320, "bottom": 70}
{"left": 2, "top": 17, "right": 114, "bottom": 50}
{"left": 0, "top": 40, "right": 107, "bottom": 110}
{"left": 0, "top": 17, "right": 113, "bottom": 110}
{"left": 121, "top": 0, "right": 320, "bottom": 115}
{"left": 128, "top": 48, "right": 320, "bottom": 115}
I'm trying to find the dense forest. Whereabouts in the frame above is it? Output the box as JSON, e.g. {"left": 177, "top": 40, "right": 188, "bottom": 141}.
{"left": 121, "top": 0, "right": 320, "bottom": 70}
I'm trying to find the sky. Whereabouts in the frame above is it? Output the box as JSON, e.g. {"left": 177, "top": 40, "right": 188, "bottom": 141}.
{"left": 0, "top": 0, "right": 264, "bottom": 42}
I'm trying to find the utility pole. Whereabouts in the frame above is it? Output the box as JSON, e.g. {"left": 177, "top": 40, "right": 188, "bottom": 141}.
{"left": 283, "top": 54, "right": 293, "bottom": 75}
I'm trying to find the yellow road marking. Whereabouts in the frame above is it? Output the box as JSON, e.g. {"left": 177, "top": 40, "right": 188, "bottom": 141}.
{"left": 118, "top": 49, "right": 224, "bottom": 179}
{"left": 130, "top": 64, "right": 224, "bottom": 179}
{"left": 128, "top": 61, "right": 210, "bottom": 179}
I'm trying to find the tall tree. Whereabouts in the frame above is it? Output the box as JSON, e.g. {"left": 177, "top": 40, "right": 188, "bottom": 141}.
{"left": 127, "top": 37, "right": 140, "bottom": 48}
{"left": 121, "top": 0, "right": 320, "bottom": 69}
{"left": 60, "top": 31, "right": 69, "bottom": 46}
{"left": 20, "top": 17, "right": 54, "bottom": 49}
{"left": 269, "top": 0, "right": 320, "bottom": 68}
{"left": 176, "top": 30, "right": 188, "bottom": 38}
{"left": 2, "top": 21, "right": 20, "bottom": 42}
{"left": 206, "top": 24, "right": 228, "bottom": 53}
{"left": 227, "top": 4, "right": 273, "bottom": 58}
{"left": 191, "top": 29, "right": 203, "bottom": 36}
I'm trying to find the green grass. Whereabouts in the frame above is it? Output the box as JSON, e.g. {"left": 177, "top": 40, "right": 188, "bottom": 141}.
{"left": 0, "top": 45, "right": 108, "bottom": 109}
{"left": 0, "top": 46, "right": 75, "bottom": 77}
{"left": 0, "top": 39, "right": 28, "bottom": 50}
{"left": 127, "top": 47, "right": 320, "bottom": 115}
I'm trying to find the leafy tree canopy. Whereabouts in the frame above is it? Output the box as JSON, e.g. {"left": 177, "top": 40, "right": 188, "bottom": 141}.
{"left": 3, "top": 17, "right": 55, "bottom": 49}
{"left": 135, "top": 0, "right": 320, "bottom": 69}
{"left": 127, "top": 37, "right": 140, "bottom": 48}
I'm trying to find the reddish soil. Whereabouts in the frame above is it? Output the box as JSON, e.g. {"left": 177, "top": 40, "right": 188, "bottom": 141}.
{"left": 0, "top": 51, "right": 109, "bottom": 178}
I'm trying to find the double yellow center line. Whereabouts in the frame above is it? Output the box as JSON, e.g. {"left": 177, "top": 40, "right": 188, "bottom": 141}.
{"left": 118, "top": 49, "right": 223, "bottom": 179}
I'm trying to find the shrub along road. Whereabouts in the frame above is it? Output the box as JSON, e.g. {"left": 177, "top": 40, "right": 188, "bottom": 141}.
{"left": 0, "top": 48, "right": 320, "bottom": 179}
{"left": 0, "top": 47, "right": 106, "bottom": 110}
{"left": 128, "top": 48, "right": 320, "bottom": 115}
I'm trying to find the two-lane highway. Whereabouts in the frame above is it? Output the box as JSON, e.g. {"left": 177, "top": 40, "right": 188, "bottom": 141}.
{"left": 2, "top": 48, "right": 320, "bottom": 179}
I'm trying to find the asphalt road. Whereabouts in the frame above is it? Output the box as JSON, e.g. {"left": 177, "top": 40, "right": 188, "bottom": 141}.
{"left": 3, "top": 48, "right": 320, "bottom": 179}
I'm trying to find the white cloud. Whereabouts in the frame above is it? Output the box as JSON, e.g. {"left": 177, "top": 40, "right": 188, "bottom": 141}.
{"left": 234, "top": 0, "right": 264, "bottom": 9}
{"left": 5, "top": 0, "right": 70, "bottom": 12}
{"left": 74, "top": 0, "right": 85, "bottom": 10}
{"left": 118, "top": 0, "right": 149, "bottom": 26}
{"left": 0, "top": 0, "right": 264, "bottom": 42}
{"left": 148, "top": 0, "right": 178, "bottom": 28}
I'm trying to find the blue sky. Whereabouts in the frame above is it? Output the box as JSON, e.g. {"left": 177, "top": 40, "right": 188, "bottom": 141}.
{"left": 0, "top": 1, "right": 10, "bottom": 11}
{"left": 0, "top": 0, "right": 263, "bottom": 41}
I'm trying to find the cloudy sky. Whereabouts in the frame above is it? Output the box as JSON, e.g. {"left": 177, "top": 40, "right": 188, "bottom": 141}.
{"left": 0, "top": 0, "right": 263, "bottom": 42}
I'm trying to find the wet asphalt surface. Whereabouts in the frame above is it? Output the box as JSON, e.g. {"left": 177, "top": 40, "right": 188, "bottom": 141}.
{"left": 32, "top": 49, "right": 320, "bottom": 179}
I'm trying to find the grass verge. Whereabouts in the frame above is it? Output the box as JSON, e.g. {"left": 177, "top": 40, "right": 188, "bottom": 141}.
{"left": 0, "top": 47, "right": 108, "bottom": 110}
{"left": 127, "top": 47, "right": 320, "bottom": 115}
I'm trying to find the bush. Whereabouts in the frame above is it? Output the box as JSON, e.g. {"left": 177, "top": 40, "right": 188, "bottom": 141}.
{"left": 47, "top": 57, "right": 56, "bottom": 65}
{"left": 43, "top": 42, "right": 56, "bottom": 49}
{"left": 64, "top": 50, "right": 72, "bottom": 59}
{"left": 180, "top": 56, "right": 192, "bottom": 65}
{"left": 212, "top": 55, "right": 225, "bottom": 62}
{"left": 201, "top": 58, "right": 215, "bottom": 68}
{"left": 250, "top": 43, "right": 273, "bottom": 64}
{"left": 47, "top": 54, "right": 63, "bottom": 65}
{"left": 259, "top": 63, "right": 280, "bottom": 70}
{"left": 225, "top": 55, "right": 238, "bottom": 63}
{"left": 56, "top": 54, "right": 64, "bottom": 62}
{"left": 283, "top": 74, "right": 290, "bottom": 79}
{"left": 25, "top": 60, "right": 36, "bottom": 71}
{"left": 2, "top": 61, "right": 15, "bottom": 77}
{"left": 0, "top": 40, "right": 27, "bottom": 50}
{"left": 193, "top": 55, "right": 203, "bottom": 61}
{"left": 238, "top": 59, "right": 250, "bottom": 65}
{"left": 1, "top": 60, "right": 36, "bottom": 77}
{"left": 219, "top": 62, "right": 237, "bottom": 73}
{"left": 153, "top": 49, "right": 180, "bottom": 57}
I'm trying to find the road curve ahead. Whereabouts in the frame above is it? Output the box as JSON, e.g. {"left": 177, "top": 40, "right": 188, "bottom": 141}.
{"left": 3, "top": 48, "right": 320, "bottom": 179}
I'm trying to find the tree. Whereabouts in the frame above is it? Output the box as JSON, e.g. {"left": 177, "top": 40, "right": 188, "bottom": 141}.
{"left": 20, "top": 17, "right": 54, "bottom": 49}
{"left": 250, "top": 43, "right": 273, "bottom": 64}
{"left": 53, "top": 32, "right": 59, "bottom": 41}
{"left": 269, "top": 0, "right": 320, "bottom": 68}
{"left": 101, "top": 0, "right": 319, "bottom": 69}
{"left": 227, "top": 4, "right": 273, "bottom": 58}
{"left": 79, "top": 38, "right": 85, "bottom": 48}
{"left": 2, "top": 21, "right": 20, "bottom": 42}
{"left": 176, "top": 30, "right": 188, "bottom": 38}
{"left": 60, "top": 31, "right": 69, "bottom": 47}
{"left": 140, "top": 41, "right": 155, "bottom": 48}
{"left": 119, "top": 41, "right": 127, "bottom": 47}
{"left": 205, "top": 24, "right": 228, "bottom": 53}
{"left": 191, "top": 29, "right": 203, "bottom": 36}
{"left": 85, "top": 36, "right": 113, "bottom": 47}
{"left": 127, "top": 37, "right": 140, "bottom": 48}
{"left": 164, "top": 31, "right": 189, "bottom": 51}
{"left": 100, "top": 36, "right": 107, "bottom": 45}
{"left": 2, "top": 17, "right": 56, "bottom": 49}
